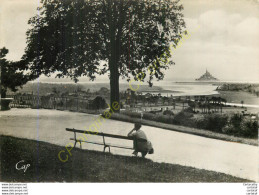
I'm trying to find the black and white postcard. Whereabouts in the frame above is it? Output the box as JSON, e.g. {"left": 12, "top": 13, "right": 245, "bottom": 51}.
{"left": 0, "top": 0, "right": 258, "bottom": 194}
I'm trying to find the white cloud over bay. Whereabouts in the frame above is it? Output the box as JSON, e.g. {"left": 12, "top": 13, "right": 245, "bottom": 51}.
{"left": 164, "top": 0, "right": 259, "bottom": 82}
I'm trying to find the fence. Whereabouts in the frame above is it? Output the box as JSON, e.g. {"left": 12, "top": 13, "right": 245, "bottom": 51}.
{"left": 6, "top": 94, "right": 225, "bottom": 114}
{"left": 6, "top": 94, "right": 103, "bottom": 113}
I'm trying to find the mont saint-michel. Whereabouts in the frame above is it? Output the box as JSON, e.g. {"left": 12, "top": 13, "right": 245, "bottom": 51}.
{"left": 196, "top": 69, "right": 219, "bottom": 81}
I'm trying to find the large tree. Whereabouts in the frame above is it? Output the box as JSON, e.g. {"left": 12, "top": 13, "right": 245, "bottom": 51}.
{"left": 22, "top": 0, "right": 186, "bottom": 111}
{"left": 0, "top": 47, "right": 31, "bottom": 99}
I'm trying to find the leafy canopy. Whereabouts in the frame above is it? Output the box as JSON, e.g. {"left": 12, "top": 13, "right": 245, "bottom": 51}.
{"left": 0, "top": 48, "right": 31, "bottom": 97}
{"left": 22, "top": 0, "right": 186, "bottom": 85}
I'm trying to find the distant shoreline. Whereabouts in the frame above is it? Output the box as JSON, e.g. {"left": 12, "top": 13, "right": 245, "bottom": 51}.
{"left": 8, "top": 81, "right": 259, "bottom": 106}
{"left": 176, "top": 81, "right": 259, "bottom": 84}
{"left": 27, "top": 80, "right": 259, "bottom": 85}
{"left": 141, "top": 89, "right": 180, "bottom": 93}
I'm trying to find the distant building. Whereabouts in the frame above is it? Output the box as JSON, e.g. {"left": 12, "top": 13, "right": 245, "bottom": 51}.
{"left": 196, "top": 69, "right": 219, "bottom": 81}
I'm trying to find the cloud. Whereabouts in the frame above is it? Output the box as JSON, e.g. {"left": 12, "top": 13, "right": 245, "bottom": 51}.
{"left": 188, "top": 10, "right": 259, "bottom": 47}
{"left": 0, "top": 0, "right": 258, "bottom": 82}
{"left": 0, "top": 0, "right": 39, "bottom": 60}
{"left": 165, "top": 8, "right": 259, "bottom": 82}
{"left": 233, "top": 17, "right": 259, "bottom": 46}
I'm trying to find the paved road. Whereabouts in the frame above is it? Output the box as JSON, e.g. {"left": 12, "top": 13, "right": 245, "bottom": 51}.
{"left": 0, "top": 108, "right": 258, "bottom": 181}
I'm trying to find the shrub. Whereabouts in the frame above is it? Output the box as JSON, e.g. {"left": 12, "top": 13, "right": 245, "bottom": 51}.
{"left": 229, "top": 114, "right": 242, "bottom": 129}
{"left": 183, "top": 106, "right": 195, "bottom": 113}
{"left": 163, "top": 110, "right": 174, "bottom": 116}
{"left": 173, "top": 111, "right": 194, "bottom": 126}
{"left": 195, "top": 114, "right": 228, "bottom": 133}
{"left": 121, "top": 110, "right": 173, "bottom": 124}
{"left": 121, "top": 110, "right": 257, "bottom": 138}
{"left": 222, "top": 116, "right": 258, "bottom": 138}
{"left": 121, "top": 110, "right": 141, "bottom": 118}
{"left": 239, "top": 118, "right": 258, "bottom": 138}
{"left": 204, "top": 114, "right": 228, "bottom": 132}
{"left": 222, "top": 124, "right": 236, "bottom": 135}
{"left": 143, "top": 112, "right": 157, "bottom": 121}
{"left": 195, "top": 116, "right": 207, "bottom": 129}
{"left": 156, "top": 114, "right": 173, "bottom": 124}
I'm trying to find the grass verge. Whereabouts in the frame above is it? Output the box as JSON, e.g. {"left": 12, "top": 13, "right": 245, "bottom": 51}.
{"left": 0, "top": 135, "right": 251, "bottom": 182}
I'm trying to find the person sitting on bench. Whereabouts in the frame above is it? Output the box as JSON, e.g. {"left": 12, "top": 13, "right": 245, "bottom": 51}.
{"left": 127, "top": 123, "right": 153, "bottom": 158}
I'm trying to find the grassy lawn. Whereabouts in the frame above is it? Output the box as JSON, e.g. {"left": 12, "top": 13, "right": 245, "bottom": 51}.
{"left": 0, "top": 135, "right": 251, "bottom": 182}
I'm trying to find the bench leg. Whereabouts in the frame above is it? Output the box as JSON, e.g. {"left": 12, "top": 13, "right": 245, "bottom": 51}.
{"left": 74, "top": 141, "right": 77, "bottom": 148}
{"left": 103, "top": 145, "right": 111, "bottom": 153}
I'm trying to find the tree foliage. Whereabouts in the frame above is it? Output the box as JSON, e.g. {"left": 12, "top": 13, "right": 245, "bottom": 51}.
{"left": 0, "top": 48, "right": 31, "bottom": 98}
{"left": 22, "top": 0, "right": 186, "bottom": 108}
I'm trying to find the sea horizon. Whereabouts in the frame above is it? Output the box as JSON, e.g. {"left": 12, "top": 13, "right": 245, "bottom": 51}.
{"left": 27, "top": 80, "right": 259, "bottom": 84}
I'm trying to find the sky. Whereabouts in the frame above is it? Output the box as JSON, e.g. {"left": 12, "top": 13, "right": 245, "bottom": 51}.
{"left": 0, "top": 0, "right": 259, "bottom": 83}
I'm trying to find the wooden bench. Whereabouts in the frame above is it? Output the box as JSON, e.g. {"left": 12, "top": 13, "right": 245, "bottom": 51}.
{"left": 66, "top": 128, "right": 136, "bottom": 152}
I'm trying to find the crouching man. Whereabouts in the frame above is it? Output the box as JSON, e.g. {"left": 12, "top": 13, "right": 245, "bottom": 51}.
{"left": 127, "top": 123, "right": 154, "bottom": 158}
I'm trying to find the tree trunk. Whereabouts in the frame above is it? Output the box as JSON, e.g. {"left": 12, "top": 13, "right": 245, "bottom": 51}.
{"left": 107, "top": 0, "right": 120, "bottom": 112}
{"left": 1, "top": 88, "right": 6, "bottom": 99}
{"left": 108, "top": 26, "right": 120, "bottom": 112}
{"left": 109, "top": 66, "right": 120, "bottom": 112}
{"left": 1, "top": 88, "right": 7, "bottom": 110}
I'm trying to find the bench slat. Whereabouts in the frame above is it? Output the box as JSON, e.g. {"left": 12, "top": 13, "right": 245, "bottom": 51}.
{"left": 70, "top": 138, "right": 133, "bottom": 150}
{"left": 66, "top": 128, "right": 134, "bottom": 140}
{"left": 70, "top": 138, "right": 105, "bottom": 146}
{"left": 106, "top": 144, "right": 133, "bottom": 150}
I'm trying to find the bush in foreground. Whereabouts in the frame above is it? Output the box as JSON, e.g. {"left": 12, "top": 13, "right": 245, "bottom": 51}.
{"left": 121, "top": 109, "right": 257, "bottom": 138}
{"left": 223, "top": 116, "right": 258, "bottom": 138}
{"left": 195, "top": 114, "right": 229, "bottom": 133}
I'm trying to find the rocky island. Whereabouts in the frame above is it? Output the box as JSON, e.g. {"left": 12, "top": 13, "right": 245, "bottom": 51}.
{"left": 196, "top": 69, "right": 219, "bottom": 81}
